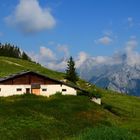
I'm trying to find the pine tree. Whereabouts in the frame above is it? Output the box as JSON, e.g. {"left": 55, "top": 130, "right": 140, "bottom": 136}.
{"left": 21, "top": 51, "right": 31, "bottom": 61}
{"left": 0, "top": 43, "right": 31, "bottom": 61}
{"left": 66, "top": 56, "right": 78, "bottom": 83}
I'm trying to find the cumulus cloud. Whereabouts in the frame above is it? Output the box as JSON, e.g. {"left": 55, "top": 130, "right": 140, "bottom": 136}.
{"left": 47, "top": 59, "right": 67, "bottom": 71}
{"left": 5, "top": 0, "right": 56, "bottom": 34}
{"left": 94, "top": 56, "right": 108, "bottom": 64}
{"left": 30, "top": 38, "right": 140, "bottom": 73}
{"left": 125, "top": 39, "right": 138, "bottom": 53}
{"left": 125, "top": 39, "right": 140, "bottom": 66}
{"left": 31, "top": 46, "right": 56, "bottom": 65}
{"left": 57, "top": 44, "right": 69, "bottom": 58}
{"left": 75, "top": 52, "right": 89, "bottom": 68}
{"left": 30, "top": 45, "right": 68, "bottom": 71}
{"left": 40, "top": 46, "right": 56, "bottom": 60}
{"left": 95, "top": 36, "right": 113, "bottom": 45}
{"left": 77, "top": 38, "right": 140, "bottom": 69}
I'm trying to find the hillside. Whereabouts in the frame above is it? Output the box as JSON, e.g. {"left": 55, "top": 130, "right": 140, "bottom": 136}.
{"left": 0, "top": 56, "right": 140, "bottom": 139}
{"left": 0, "top": 94, "right": 139, "bottom": 140}
{"left": 0, "top": 56, "right": 90, "bottom": 90}
{"left": 0, "top": 56, "right": 64, "bottom": 80}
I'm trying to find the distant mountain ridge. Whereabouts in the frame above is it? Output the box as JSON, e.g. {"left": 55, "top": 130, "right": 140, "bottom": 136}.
{"left": 89, "top": 64, "right": 140, "bottom": 96}
{"left": 78, "top": 53, "right": 140, "bottom": 96}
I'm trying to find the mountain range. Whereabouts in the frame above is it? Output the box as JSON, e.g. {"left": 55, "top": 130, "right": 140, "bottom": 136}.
{"left": 78, "top": 53, "right": 140, "bottom": 96}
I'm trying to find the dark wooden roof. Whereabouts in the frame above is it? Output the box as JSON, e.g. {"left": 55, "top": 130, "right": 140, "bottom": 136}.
{"left": 0, "top": 71, "right": 59, "bottom": 83}
{"left": 0, "top": 71, "right": 84, "bottom": 91}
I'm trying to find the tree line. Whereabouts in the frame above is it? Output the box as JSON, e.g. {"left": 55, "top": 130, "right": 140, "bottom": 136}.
{"left": 0, "top": 42, "right": 78, "bottom": 83}
{"left": 0, "top": 43, "right": 31, "bottom": 61}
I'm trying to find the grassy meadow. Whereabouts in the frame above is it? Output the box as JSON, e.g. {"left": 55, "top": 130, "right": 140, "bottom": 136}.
{"left": 0, "top": 56, "right": 64, "bottom": 79}
{"left": 0, "top": 56, "right": 140, "bottom": 139}
{"left": 0, "top": 93, "right": 139, "bottom": 140}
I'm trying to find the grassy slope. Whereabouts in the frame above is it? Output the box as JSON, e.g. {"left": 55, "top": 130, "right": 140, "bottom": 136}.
{"left": 0, "top": 56, "right": 140, "bottom": 139}
{"left": 0, "top": 94, "right": 139, "bottom": 140}
{"left": 0, "top": 56, "right": 64, "bottom": 79}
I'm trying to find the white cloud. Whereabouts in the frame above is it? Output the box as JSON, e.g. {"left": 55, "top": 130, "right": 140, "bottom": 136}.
{"left": 5, "top": 0, "right": 56, "bottom": 34}
{"left": 47, "top": 59, "right": 67, "bottom": 71}
{"left": 30, "top": 44, "right": 68, "bottom": 71}
{"left": 30, "top": 46, "right": 56, "bottom": 68}
{"left": 30, "top": 38, "right": 140, "bottom": 73}
{"left": 93, "top": 39, "right": 139, "bottom": 66}
{"left": 95, "top": 36, "right": 113, "bottom": 45}
{"left": 40, "top": 46, "right": 56, "bottom": 60}
{"left": 57, "top": 44, "right": 69, "bottom": 57}
{"left": 94, "top": 56, "right": 108, "bottom": 64}
{"left": 77, "top": 38, "right": 140, "bottom": 69}
{"left": 75, "top": 52, "right": 89, "bottom": 68}
{"left": 125, "top": 39, "right": 138, "bottom": 53}
{"left": 125, "top": 39, "right": 140, "bottom": 66}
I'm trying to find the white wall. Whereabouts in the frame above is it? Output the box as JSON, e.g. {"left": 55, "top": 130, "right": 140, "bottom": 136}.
{"left": 61, "top": 85, "right": 77, "bottom": 95}
{"left": 91, "top": 97, "right": 101, "bottom": 105}
{"left": 40, "top": 84, "right": 77, "bottom": 97}
{"left": 40, "top": 85, "right": 62, "bottom": 97}
{"left": 0, "top": 85, "right": 31, "bottom": 97}
{"left": 0, "top": 84, "right": 77, "bottom": 97}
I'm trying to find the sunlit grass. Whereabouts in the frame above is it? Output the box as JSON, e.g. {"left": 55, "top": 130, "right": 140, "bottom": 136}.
{"left": 0, "top": 94, "right": 139, "bottom": 139}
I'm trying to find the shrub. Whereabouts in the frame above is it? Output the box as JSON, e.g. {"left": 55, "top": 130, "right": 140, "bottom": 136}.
{"left": 88, "top": 89, "right": 102, "bottom": 99}
{"left": 77, "top": 91, "right": 89, "bottom": 96}
{"left": 55, "top": 92, "right": 62, "bottom": 96}
{"left": 77, "top": 89, "right": 102, "bottom": 98}
{"left": 89, "top": 92, "right": 102, "bottom": 98}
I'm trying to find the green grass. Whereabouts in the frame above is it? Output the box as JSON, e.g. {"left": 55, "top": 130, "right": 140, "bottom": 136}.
{"left": 0, "top": 94, "right": 139, "bottom": 140}
{"left": 101, "top": 91, "right": 140, "bottom": 133}
{"left": 0, "top": 56, "right": 64, "bottom": 79}
{"left": 69, "top": 126, "right": 139, "bottom": 140}
{"left": 0, "top": 56, "right": 140, "bottom": 139}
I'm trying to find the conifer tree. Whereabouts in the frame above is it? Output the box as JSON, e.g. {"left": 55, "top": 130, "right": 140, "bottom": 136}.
{"left": 0, "top": 42, "right": 31, "bottom": 61}
{"left": 22, "top": 51, "right": 31, "bottom": 61}
{"left": 66, "top": 56, "right": 78, "bottom": 83}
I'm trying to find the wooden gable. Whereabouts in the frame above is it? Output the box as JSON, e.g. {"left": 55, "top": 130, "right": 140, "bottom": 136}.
{"left": 0, "top": 72, "right": 60, "bottom": 85}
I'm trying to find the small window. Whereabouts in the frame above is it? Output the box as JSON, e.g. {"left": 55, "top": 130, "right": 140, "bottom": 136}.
{"left": 42, "top": 89, "right": 47, "bottom": 91}
{"left": 62, "top": 89, "right": 67, "bottom": 92}
{"left": 17, "top": 88, "right": 22, "bottom": 91}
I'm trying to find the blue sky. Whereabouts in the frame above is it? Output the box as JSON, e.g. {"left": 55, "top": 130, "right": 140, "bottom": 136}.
{"left": 0, "top": 0, "right": 140, "bottom": 70}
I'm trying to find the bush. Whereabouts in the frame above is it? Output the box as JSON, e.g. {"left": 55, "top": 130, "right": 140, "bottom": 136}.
{"left": 77, "top": 89, "right": 102, "bottom": 99}
{"left": 77, "top": 91, "right": 89, "bottom": 96}
{"left": 55, "top": 92, "right": 62, "bottom": 96}
{"left": 88, "top": 89, "right": 102, "bottom": 99}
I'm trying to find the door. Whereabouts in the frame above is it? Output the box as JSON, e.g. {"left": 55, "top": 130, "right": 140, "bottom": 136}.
{"left": 26, "top": 88, "right": 30, "bottom": 94}
{"left": 31, "top": 88, "right": 40, "bottom": 95}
